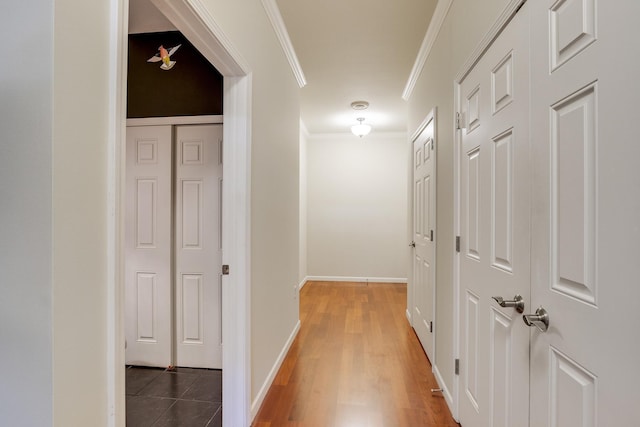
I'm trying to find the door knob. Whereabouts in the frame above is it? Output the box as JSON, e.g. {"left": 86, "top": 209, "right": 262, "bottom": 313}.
{"left": 491, "top": 294, "right": 525, "bottom": 313}
{"left": 523, "top": 307, "right": 549, "bottom": 332}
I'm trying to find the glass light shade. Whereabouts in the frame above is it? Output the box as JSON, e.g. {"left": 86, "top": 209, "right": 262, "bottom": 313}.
{"left": 351, "top": 123, "right": 372, "bottom": 137}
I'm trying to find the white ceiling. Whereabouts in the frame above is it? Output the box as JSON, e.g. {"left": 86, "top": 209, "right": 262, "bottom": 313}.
{"left": 129, "top": 0, "right": 437, "bottom": 135}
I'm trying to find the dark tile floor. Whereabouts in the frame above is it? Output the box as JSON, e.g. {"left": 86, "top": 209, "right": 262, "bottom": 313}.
{"left": 126, "top": 366, "right": 222, "bottom": 427}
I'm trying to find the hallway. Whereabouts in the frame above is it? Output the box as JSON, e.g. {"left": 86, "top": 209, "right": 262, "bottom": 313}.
{"left": 253, "top": 281, "right": 459, "bottom": 426}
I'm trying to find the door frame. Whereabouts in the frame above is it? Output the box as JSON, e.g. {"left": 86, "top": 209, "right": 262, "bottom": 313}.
{"left": 107, "top": 1, "right": 253, "bottom": 426}
{"left": 408, "top": 107, "right": 437, "bottom": 363}
{"left": 452, "top": 0, "right": 528, "bottom": 421}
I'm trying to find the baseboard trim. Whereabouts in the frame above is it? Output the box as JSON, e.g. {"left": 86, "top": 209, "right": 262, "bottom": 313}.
{"left": 305, "top": 276, "right": 408, "bottom": 284}
{"left": 405, "top": 308, "right": 412, "bottom": 324}
{"left": 298, "top": 276, "right": 310, "bottom": 290}
{"left": 432, "top": 364, "right": 456, "bottom": 421}
{"left": 250, "top": 319, "right": 301, "bottom": 420}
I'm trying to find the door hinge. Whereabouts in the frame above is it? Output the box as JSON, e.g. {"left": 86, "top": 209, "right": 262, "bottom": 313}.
{"left": 222, "top": 265, "right": 230, "bottom": 275}
{"left": 429, "top": 321, "right": 433, "bottom": 333}
{"left": 430, "top": 230, "right": 434, "bottom": 241}
{"left": 456, "top": 112, "right": 464, "bottom": 130}
{"left": 456, "top": 236, "right": 461, "bottom": 253}
{"left": 455, "top": 358, "right": 460, "bottom": 375}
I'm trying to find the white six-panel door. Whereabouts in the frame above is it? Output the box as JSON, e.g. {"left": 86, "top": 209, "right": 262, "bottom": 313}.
{"left": 412, "top": 113, "right": 436, "bottom": 362}
{"left": 125, "top": 124, "right": 222, "bottom": 369}
{"left": 458, "top": 4, "right": 530, "bottom": 426}
{"left": 175, "top": 124, "right": 223, "bottom": 369}
{"left": 125, "top": 125, "right": 173, "bottom": 367}
{"left": 529, "top": 0, "right": 640, "bottom": 424}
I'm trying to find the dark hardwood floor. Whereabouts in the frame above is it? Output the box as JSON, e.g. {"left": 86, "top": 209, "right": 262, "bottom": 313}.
{"left": 253, "top": 281, "right": 459, "bottom": 427}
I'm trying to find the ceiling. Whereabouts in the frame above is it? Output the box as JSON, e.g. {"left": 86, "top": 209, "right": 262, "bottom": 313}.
{"left": 276, "top": 0, "right": 436, "bottom": 135}
{"left": 129, "top": 0, "right": 437, "bottom": 135}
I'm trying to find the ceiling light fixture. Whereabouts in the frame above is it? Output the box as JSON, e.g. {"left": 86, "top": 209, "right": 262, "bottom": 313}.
{"left": 351, "top": 117, "right": 372, "bottom": 138}
{"left": 350, "top": 100, "right": 372, "bottom": 137}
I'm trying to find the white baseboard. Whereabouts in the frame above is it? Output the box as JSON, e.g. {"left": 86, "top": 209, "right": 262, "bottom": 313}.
{"left": 305, "top": 275, "right": 408, "bottom": 284}
{"left": 405, "top": 308, "right": 412, "bottom": 323}
{"left": 250, "top": 320, "right": 301, "bottom": 420}
{"left": 298, "top": 276, "right": 309, "bottom": 290}
{"left": 432, "top": 364, "right": 456, "bottom": 421}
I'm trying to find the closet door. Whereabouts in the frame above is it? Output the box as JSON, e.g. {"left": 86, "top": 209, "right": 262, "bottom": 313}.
{"left": 125, "top": 125, "right": 172, "bottom": 367}
{"left": 175, "top": 124, "right": 223, "bottom": 369}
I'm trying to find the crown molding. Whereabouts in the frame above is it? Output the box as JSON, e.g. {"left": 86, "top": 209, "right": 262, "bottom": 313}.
{"left": 402, "top": 0, "right": 454, "bottom": 101}
{"left": 261, "top": 0, "right": 307, "bottom": 88}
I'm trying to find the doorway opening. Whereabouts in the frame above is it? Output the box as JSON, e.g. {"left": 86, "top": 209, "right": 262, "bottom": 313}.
{"left": 108, "top": 1, "right": 252, "bottom": 426}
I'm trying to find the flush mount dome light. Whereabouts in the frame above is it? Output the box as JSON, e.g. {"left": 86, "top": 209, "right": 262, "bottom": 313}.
{"left": 351, "top": 117, "right": 372, "bottom": 138}
{"left": 350, "top": 101, "right": 372, "bottom": 137}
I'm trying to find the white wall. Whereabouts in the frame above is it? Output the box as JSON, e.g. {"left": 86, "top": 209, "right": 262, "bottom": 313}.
{"left": 406, "top": 0, "right": 517, "bottom": 408}
{"left": 0, "top": 2, "right": 54, "bottom": 425}
{"left": 307, "top": 133, "right": 409, "bottom": 280}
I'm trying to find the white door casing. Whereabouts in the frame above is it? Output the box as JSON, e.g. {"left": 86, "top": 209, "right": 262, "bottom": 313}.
{"left": 125, "top": 125, "right": 173, "bottom": 367}
{"left": 175, "top": 124, "right": 223, "bottom": 369}
{"left": 529, "top": 0, "right": 640, "bottom": 425}
{"left": 412, "top": 111, "right": 436, "bottom": 362}
{"left": 457, "top": 4, "right": 530, "bottom": 427}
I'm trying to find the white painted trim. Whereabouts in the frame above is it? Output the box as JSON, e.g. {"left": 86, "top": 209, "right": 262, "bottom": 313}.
{"left": 221, "top": 74, "right": 253, "bottom": 427}
{"left": 298, "top": 276, "right": 309, "bottom": 290}
{"left": 405, "top": 308, "right": 412, "bottom": 323}
{"left": 305, "top": 276, "right": 408, "bottom": 284}
{"left": 307, "top": 131, "right": 408, "bottom": 141}
{"left": 452, "top": 79, "right": 461, "bottom": 422}
{"left": 260, "top": 0, "right": 307, "bottom": 88}
{"left": 107, "top": 0, "right": 129, "bottom": 426}
{"left": 151, "top": 0, "right": 250, "bottom": 76}
{"left": 250, "top": 320, "right": 301, "bottom": 420}
{"left": 300, "top": 120, "right": 310, "bottom": 138}
{"left": 126, "top": 115, "right": 223, "bottom": 127}
{"left": 454, "top": 0, "right": 526, "bottom": 83}
{"left": 409, "top": 109, "right": 436, "bottom": 144}
{"left": 402, "top": 0, "right": 454, "bottom": 101}
{"left": 433, "top": 364, "right": 457, "bottom": 422}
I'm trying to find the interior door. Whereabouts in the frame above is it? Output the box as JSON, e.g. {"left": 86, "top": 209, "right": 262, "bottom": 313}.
{"left": 125, "top": 125, "right": 173, "bottom": 367}
{"left": 529, "top": 0, "right": 640, "bottom": 424}
{"left": 175, "top": 124, "right": 223, "bottom": 369}
{"left": 412, "top": 114, "right": 436, "bottom": 361}
{"left": 458, "top": 4, "right": 530, "bottom": 426}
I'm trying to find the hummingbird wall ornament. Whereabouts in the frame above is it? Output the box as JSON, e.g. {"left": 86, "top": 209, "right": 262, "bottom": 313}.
{"left": 147, "top": 44, "right": 182, "bottom": 70}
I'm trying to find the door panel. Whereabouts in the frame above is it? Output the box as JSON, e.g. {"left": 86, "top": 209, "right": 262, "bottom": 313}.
{"left": 412, "top": 114, "right": 436, "bottom": 361}
{"left": 530, "top": 0, "right": 640, "bottom": 424}
{"left": 125, "top": 125, "right": 172, "bottom": 367}
{"left": 458, "top": 5, "right": 530, "bottom": 426}
{"left": 175, "top": 124, "right": 223, "bottom": 369}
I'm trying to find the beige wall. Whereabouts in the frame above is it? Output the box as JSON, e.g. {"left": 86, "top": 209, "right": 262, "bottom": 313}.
{"left": 299, "top": 125, "right": 309, "bottom": 284}
{"left": 306, "top": 133, "right": 409, "bottom": 280}
{"left": 407, "top": 0, "right": 513, "bottom": 403}
{"left": 201, "top": 0, "right": 301, "bottom": 405}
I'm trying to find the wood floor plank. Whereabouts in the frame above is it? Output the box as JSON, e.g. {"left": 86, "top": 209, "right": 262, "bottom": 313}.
{"left": 253, "top": 281, "right": 459, "bottom": 427}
